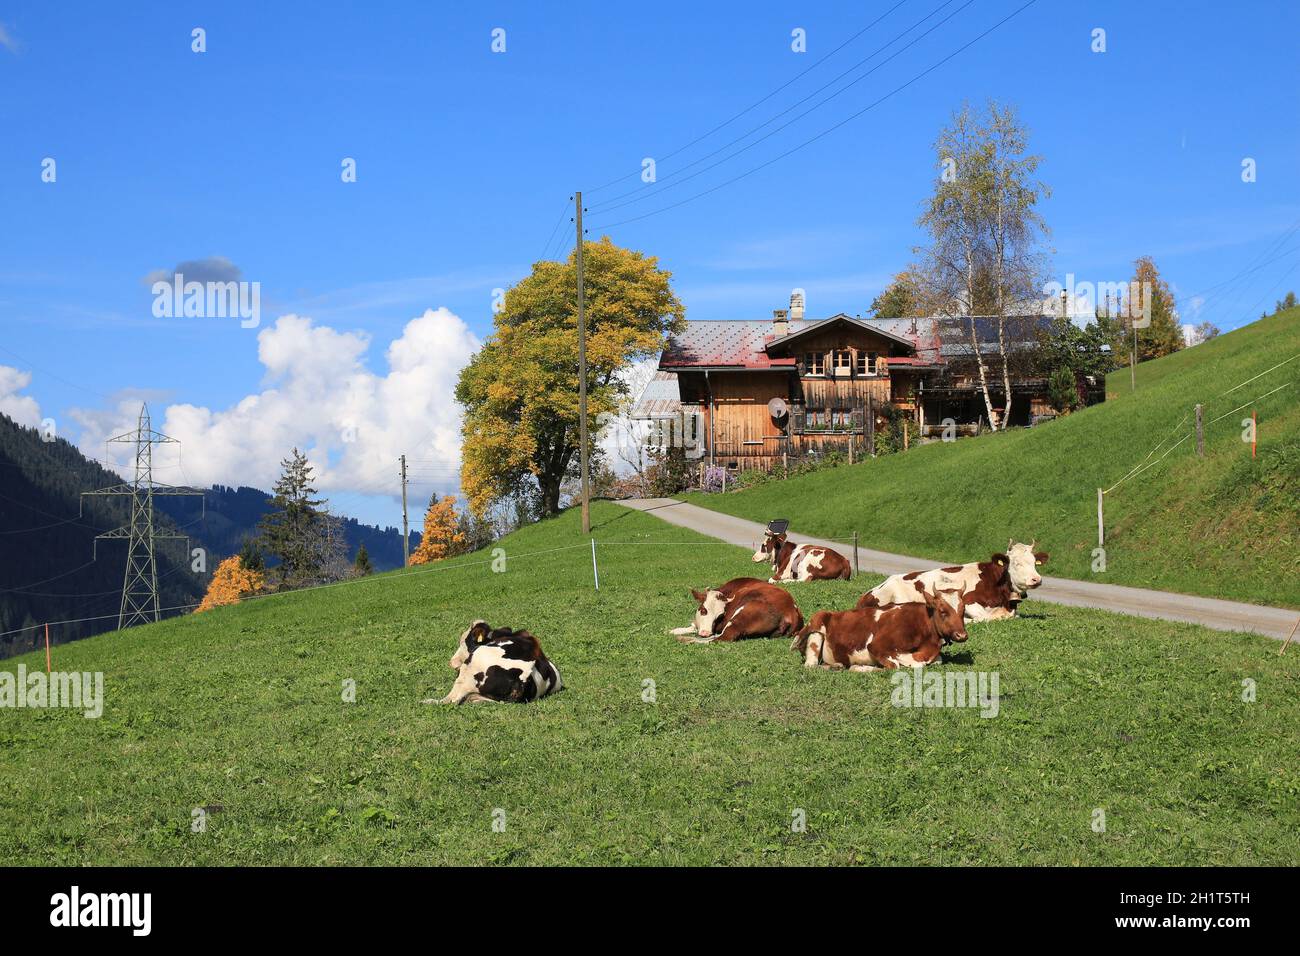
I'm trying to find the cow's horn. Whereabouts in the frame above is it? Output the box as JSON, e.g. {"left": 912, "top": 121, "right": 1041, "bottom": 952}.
{"left": 1008, "top": 537, "right": 1014, "bottom": 551}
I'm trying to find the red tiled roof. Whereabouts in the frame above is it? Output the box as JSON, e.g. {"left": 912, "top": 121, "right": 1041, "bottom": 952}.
{"left": 660, "top": 315, "right": 930, "bottom": 371}
{"left": 660, "top": 320, "right": 801, "bottom": 370}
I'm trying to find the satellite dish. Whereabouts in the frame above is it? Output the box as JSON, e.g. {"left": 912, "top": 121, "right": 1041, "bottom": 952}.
{"left": 767, "top": 397, "right": 789, "bottom": 419}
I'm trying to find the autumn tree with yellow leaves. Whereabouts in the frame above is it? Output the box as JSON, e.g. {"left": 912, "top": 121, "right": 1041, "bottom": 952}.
{"left": 408, "top": 495, "right": 466, "bottom": 565}
{"left": 456, "top": 237, "right": 685, "bottom": 518}
{"left": 196, "top": 555, "right": 265, "bottom": 613}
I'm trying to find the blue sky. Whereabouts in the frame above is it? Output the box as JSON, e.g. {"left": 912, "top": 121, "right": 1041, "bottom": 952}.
{"left": 1, "top": 1, "right": 1297, "bottom": 527}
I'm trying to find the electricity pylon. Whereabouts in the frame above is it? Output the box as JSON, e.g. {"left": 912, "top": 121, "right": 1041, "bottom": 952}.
{"left": 81, "top": 404, "right": 204, "bottom": 629}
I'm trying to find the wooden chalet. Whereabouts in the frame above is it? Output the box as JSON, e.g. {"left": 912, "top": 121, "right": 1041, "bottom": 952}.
{"left": 635, "top": 292, "right": 1077, "bottom": 471}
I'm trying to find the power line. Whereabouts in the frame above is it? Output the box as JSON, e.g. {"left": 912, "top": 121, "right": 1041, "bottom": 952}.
{"left": 590, "top": 0, "right": 1040, "bottom": 230}
{"left": 583, "top": 0, "right": 913, "bottom": 195}
{"left": 587, "top": 0, "right": 966, "bottom": 214}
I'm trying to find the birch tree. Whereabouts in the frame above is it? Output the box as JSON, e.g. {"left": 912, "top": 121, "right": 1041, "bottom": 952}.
{"left": 918, "top": 101, "right": 1050, "bottom": 430}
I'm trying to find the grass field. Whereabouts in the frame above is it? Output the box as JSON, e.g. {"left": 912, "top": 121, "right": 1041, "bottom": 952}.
{"left": 683, "top": 308, "right": 1300, "bottom": 608}
{"left": 2, "top": 501, "right": 1296, "bottom": 865}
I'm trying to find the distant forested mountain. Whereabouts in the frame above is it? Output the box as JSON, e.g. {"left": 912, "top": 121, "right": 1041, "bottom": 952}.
{"left": 0, "top": 413, "right": 417, "bottom": 659}
{"left": 155, "top": 484, "right": 416, "bottom": 574}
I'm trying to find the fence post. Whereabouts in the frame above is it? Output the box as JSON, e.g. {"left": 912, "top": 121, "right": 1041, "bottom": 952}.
{"left": 783, "top": 452, "right": 788, "bottom": 478}
{"left": 1097, "top": 488, "right": 1104, "bottom": 548}
{"left": 852, "top": 531, "right": 859, "bottom": 577}
{"left": 45, "top": 623, "right": 51, "bottom": 673}
{"left": 1195, "top": 403, "right": 1204, "bottom": 457}
{"left": 722, "top": 468, "right": 727, "bottom": 494}
{"left": 591, "top": 538, "right": 600, "bottom": 591}
{"left": 867, "top": 392, "right": 875, "bottom": 457}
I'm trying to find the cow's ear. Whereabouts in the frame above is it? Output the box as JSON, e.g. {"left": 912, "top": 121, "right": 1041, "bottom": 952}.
{"left": 992, "top": 553, "right": 1009, "bottom": 566}
{"left": 1034, "top": 552, "right": 1049, "bottom": 565}
{"left": 690, "top": 588, "right": 706, "bottom": 603}
{"left": 913, "top": 580, "right": 926, "bottom": 593}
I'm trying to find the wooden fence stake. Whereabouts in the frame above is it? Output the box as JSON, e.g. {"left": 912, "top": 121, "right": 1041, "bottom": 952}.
{"left": 1195, "top": 403, "right": 1204, "bottom": 457}
{"left": 1279, "top": 615, "right": 1299, "bottom": 655}
{"left": 852, "top": 532, "right": 859, "bottom": 577}
{"left": 1252, "top": 409, "right": 1257, "bottom": 459}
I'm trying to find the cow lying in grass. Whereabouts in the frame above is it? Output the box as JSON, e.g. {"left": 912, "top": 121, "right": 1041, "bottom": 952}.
{"left": 753, "top": 530, "right": 851, "bottom": 582}
{"left": 793, "top": 581, "right": 968, "bottom": 671}
{"left": 427, "top": 621, "right": 562, "bottom": 705}
{"left": 670, "top": 577, "right": 804, "bottom": 644}
{"left": 862, "top": 540, "right": 1049, "bottom": 622}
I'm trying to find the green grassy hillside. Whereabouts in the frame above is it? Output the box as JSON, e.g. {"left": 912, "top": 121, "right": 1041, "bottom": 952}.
{"left": 1, "top": 501, "right": 1296, "bottom": 865}
{"left": 685, "top": 308, "right": 1300, "bottom": 607}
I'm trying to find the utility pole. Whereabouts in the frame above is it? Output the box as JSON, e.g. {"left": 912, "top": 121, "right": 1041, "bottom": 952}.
{"left": 1131, "top": 313, "right": 1138, "bottom": 392}
{"left": 81, "top": 404, "right": 203, "bottom": 630}
{"left": 575, "top": 190, "right": 591, "bottom": 535}
{"left": 400, "top": 454, "right": 409, "bottom": 566}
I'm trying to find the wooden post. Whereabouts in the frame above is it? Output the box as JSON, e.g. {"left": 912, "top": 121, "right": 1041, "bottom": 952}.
{"left": 783, "top": 452, "right": 788, "bottom": 478}
{"left": 1195, "top": 404, "right": 1204, "bottom": 457}
{"left": 722, "top": 468, "right": 727, "bottom": 494}
{"left": 1252, "top": 409, "right": 1257, "bottom": 459}
{"left": 848, "top": 431, "right": 854, "bottom": 465}
{"left": 1097, "top": 488, "right": 1105, "bottom": 548}
{"left": 867, "top": 392, "right": 875, "bottom": 457}
{"left": 903, "top": 422, "right": 909, "bottom": 451}
{"left": 852, "top": 531, "right": 859, "bottom": 577}
{"left": 399, "top": 454, "right": 409, "bottom": 566}
{"left": 1280, "top": 614, "right": 1300, "bottom": 656}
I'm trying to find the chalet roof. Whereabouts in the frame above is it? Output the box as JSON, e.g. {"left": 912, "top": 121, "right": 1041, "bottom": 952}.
{"left": 628, "top": 370, "right": 684, "bottom": 419}
{"left": 658, "top": 314, "right": 1051, "bottom": 371}
{"left": 766, "top": 313, "right": 918, "bottom": 353}
{"left": 659, "top": 320, "right": 802, "bottom": 370}
{"left": 933, "top": 316, "right": 1052, "bottom": 359}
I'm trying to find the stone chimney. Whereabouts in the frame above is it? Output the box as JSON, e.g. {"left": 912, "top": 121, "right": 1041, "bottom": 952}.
{"left": 790, "top": 289, "right": 805, "bottom": 321}
{"left": 772, "top": 308, "right": 789, "bottom": 336}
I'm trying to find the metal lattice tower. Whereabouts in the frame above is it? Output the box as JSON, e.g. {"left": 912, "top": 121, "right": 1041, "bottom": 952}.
{"left": 81, "top": 404, "right": 204, "bottom": 630}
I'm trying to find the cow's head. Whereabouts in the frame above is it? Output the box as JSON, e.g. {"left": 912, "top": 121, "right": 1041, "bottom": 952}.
{"left": 689, "top": 587, "right": 729, "bottom": 637}
{"left": 918, "top": 581, "right": 968, "bottom": 644}
{"left": 1001, "top": 539, "right": 1048, "bottom": 595}
{"left": 450, "top": 620, "right": 492, "bottom": 669}
{"left": 752, "top": 531, "right": 785, "bottom": 563}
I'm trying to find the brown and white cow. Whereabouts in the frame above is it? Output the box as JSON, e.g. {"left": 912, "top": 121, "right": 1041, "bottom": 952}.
{"left": 426, "top": 621, "right": 562, "bottom": 705}
{"left": 670, "top": 577, "right": 804, "bottom": 644}
{"left": 753, "top": 530, "right": 851, "bottom": 583}
{"left": 861, "top": 540, "right": 1049, "bottom": 622}
{"left": 793, "top": 581, "right": 968, "bottom": 671}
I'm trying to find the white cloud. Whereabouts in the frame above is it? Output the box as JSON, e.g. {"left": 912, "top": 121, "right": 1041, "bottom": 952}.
{"left": 0, "top": 365, "right": 42, "bottom": 427}
{"left": 0, "top": 23, "right": 18, "bottom": 54}
{"left": 73, "top": 308, "right": 480, "bottom": 502}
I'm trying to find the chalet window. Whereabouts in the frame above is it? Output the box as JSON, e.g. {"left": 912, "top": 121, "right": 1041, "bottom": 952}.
{"left": 804, "top": 351, "right": 825, "bottom": 376}
{"left": 833, "top": 350, "right": 852, "bottom": 375}
{"left": 856, "top": 351, "right": 879, "bottom": 376}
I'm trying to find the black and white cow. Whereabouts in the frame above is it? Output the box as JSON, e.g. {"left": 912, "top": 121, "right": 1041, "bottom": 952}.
{"left": 426, "top": 621, "right": 562, "bottom": 705}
